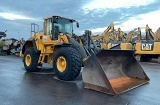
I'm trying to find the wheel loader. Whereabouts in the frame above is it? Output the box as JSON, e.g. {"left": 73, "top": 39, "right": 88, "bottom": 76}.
{"left": 20, "top": 15, "right": 149, "bottom": 95}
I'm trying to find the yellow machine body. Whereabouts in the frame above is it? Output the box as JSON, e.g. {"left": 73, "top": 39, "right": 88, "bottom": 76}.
{"left": 136, "top": 42, "right": 160, "bottom": 54}
{"left": 135, "top": 27, "right": 160, "bottom": 63}
{"left": 21, "top": 16, "right": 150, "bottom": 95}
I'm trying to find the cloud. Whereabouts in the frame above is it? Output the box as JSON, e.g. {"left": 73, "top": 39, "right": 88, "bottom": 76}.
{"left": 83, "top": 0, "right": 155, "bottom": 10}
{"left": 90, "top": 9, "right": 160, "bottom": 34}
{"left": 91, "top": 27, "right": 107, "bottom": 34}
{"left": 0, "top": 12, "right": 40, "bottom": 21}
{"left": 82, "top": 0, "right": 156, "bottom": 16}
{"left": 116, "top": 10, "right": 160, "bottom": 32}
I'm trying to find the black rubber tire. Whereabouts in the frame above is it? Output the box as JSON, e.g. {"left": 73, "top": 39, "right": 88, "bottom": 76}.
{"left": 23, "top": 47, "right": 41, "bottom": 72}
{"left": 53, "top": 47, "right": 82, "bottom": 81}
{"left": 147, "top": 58, "right": 152, "bottom": 62}
{"left": 141, "top": 56, "right": 151, "bottom": 62}
{"left": 158, "top": 56, "right": 160, "bottom": 64}
{"left": 136, "top": 55, "right": 150, "bottom": 62}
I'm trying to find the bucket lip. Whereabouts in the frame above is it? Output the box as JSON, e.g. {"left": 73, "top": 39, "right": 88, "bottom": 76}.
{"left": 83, "top": 80, "right": 149, "bottom": 95}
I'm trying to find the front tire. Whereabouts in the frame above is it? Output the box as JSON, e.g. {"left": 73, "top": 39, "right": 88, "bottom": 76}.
{"left": 23, "top": 47, "right": 41, "bottom": 72}
{"left": 53, "top": 47, "right": 82, "bottom": 81}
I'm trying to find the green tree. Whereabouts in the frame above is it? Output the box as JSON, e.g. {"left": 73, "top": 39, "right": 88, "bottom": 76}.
{"left": 0, "top": 40, "right": 4, "bottom": 48}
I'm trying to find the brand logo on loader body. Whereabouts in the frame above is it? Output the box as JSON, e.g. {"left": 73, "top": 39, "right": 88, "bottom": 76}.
{"left": 141, "top": 43, "right": 153, "bottom": 51}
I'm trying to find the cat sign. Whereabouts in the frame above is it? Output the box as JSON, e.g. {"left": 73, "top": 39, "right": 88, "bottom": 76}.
{"left": 141, "top": 43, "right": 153, "bottom": 51}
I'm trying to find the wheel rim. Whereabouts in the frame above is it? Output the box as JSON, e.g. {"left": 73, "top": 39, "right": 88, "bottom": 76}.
{"left": 25, "top": 54, "right": 31, "bottom": 66}
{"left": 56, "top": 56, "right": 67, "bottom": 72}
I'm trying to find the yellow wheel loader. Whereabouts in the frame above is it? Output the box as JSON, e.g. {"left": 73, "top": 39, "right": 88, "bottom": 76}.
{"left": 20, "top": 16, "right": 149, "bottom": 95}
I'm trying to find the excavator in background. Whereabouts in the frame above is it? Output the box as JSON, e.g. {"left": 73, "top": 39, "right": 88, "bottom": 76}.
{"left": 91, "top": 23, "right": 139, "bottom": 50}
{"left": 145, "top": 24, "right": 154, "bottom": 40}
{"left": 91, "top": 23, "right": 115, "bottom": 49}
{"left": 20, "top": 15, "right": 149, "bottom": 95}
{"left": 135, "top": 25, "right": 160, "bottom": 63}
{"left": 111, "top": 25, "right": 156, "bottom": 51}
{"left": 107, "top": 27, "right": 127, "bottom": 49}
{"left": 118, "top": 27, "right": 141, "bottom": 50}
{"left": 124, "top": 28, "right": 140, "bottom": 42}
{"left": 108, "top": 27, "right": 140, "bottom": 50}
{"left": 91, "top": 23, "right": 126, "bottom": 49}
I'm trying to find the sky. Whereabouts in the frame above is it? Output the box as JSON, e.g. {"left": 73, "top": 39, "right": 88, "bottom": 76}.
{"left": 0, "top": 0, "right": 160, "bottom": 40}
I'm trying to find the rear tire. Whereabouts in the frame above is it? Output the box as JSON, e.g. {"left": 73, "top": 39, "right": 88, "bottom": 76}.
{"left": 53, "top": 47, "right": 82, "bottom": 81}
{"left": 23, "top": 47, "right": 41, "bottom": 72}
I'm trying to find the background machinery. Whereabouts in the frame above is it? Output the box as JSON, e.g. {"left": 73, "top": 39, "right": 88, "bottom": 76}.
{"left": 118, "top": 27, "right": 141, "bottom": 50}
{"left": 0, "top": 38, "right": 24, "bottom": 55}
{"left": 135, "top": 25, "right": 160, "bottom": 63}
{"left": 1, "top": 38, "right": 17, "bottom": 55}
{"left": 91, "top": 23, "right": 126, "bottom": 49}
{"left": 0, "top": 30, "right": 24, "bottom": 55}
{"left": 20, "top": 16, "right": 149, "bottom": 95}
{"left": 0, "top": 30, "right": 7, "bottom": 53}
{"left": 91, "top": 23, "right": 115, "bottom": 49}
{"left": 0, "top": 30, "right": 7, "bottom": 39}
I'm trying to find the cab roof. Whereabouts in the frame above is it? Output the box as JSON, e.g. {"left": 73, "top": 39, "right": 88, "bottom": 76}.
{"left": 43, "top": 16, "right": 76, "bottom": 22}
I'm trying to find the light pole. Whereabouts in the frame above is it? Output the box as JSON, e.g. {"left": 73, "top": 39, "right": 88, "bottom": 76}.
{"left": 18, "top": 32, "right": 20, "bottom": 40}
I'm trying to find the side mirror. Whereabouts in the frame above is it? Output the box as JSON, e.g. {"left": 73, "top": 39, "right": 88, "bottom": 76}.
{"left": 52, "top": 26, "right": 59, "bottom": 40}
{"left": 76, "top": 22, "right": 79, "bottom": 28}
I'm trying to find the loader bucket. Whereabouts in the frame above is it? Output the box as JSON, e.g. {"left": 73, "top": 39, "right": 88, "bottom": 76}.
{"left": 82, "top": 50, "right": 150, "bottom": 95}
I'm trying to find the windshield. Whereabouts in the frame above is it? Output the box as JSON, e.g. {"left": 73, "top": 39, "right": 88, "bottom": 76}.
{"left": 53, "top": 18, "right": 73, "bottom": 35}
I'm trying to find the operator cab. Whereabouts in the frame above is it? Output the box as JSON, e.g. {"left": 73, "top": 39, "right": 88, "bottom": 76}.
{"left": 44, "top": 16, "right": 79, "bottom": 40}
